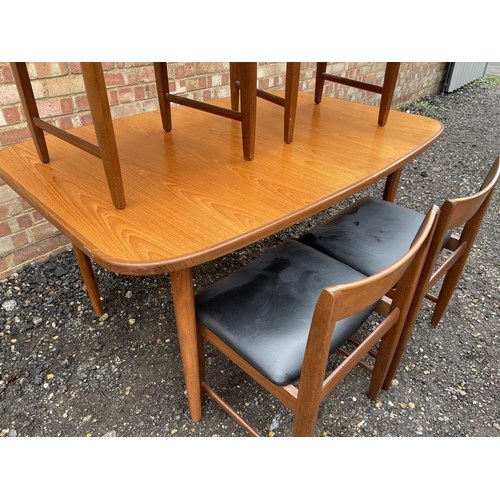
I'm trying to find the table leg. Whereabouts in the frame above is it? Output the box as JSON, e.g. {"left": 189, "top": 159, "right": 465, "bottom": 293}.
{"left": 72, "top": 244, "right": 104, "bottom": 317}
{"left": 383, "top": 168, "right": 403, "bottom": 202}
{"left": 169, "top": 267, "right": 203, "bottom": 422}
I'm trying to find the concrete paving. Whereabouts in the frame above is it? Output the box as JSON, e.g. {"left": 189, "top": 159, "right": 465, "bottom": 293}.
{"left": 487, "top": 62, "right": 500, "bottom": 75}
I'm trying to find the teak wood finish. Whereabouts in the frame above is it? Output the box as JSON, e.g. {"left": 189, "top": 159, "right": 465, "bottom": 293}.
{"left": 11, "top": 62, "right": 126, "bottom": 209}
{"left": 154, "top": 62, "right": 258, "bottom": 160}
{"left": 315, "top": 62, "right": 401, "bottom": 127}
{"left": 198, "top": 207, "right": 439, "bottom": 436}
{"left": 230, "top": 62, "right": 301, "bottom": 144}
{"left": 0, "top": 89, "right": 443, "bottom": 422}
{"left": 382, "top": 157, "right": 500, "bottom": 390}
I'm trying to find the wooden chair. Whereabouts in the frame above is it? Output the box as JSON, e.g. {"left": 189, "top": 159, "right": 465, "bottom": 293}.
{"left": 298, "top": 157, "right": 500, "bottom": 389}
{"left": 314, "top": 63, "right": 401, "bottom": 126}
{"left": 10, "top": 62, "right": 122, "bottom": 317}
{"left": 230, "top": 62, "right": 301, "bottom": 144}
{"left": 10, "top": 62, "right": 126, "bottom": 210}
{"left": 154, "top": 62, "right": 258, "bottom": 160}
{"left": 195, "top": 207, "right": 438, "bottom": 436}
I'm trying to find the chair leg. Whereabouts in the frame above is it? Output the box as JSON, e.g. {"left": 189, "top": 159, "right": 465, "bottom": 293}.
{"left": 153, "top": 62, "right": 172, "bottom": 132}
{"left": 80, "top": 62, "right": 126, "bottom": 210}
{"left": 229, "top": 62, "right": 239, "bottom": 112}
{"left": 430, "top": 258, "right": 467, "bottom": 325}
{"left": 284, "top": 62, "right": 300, "bottom": 144}
{"left": 238, "top": 63, "right": 257, "bottom": 161}
{"left": 367, "top": 325, "right": 401, "bottom": 399}
{"left": 197, "top": 330, "right": 206, "bottom": 406}
{"left": 72, "top": 244, "right": 104, "bottom": 317}
{"left": 378, "top": 62, "right": 400, "bottom": 126}
{"left": 314, "top": 62, "right": 327, "bottom": 104}
{"left": 10, "top": 63, "right": 50, "bottom": 163}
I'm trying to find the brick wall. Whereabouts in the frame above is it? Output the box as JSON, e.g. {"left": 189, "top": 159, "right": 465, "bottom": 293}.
{"left": 0, "top": 62, "right": 448, "bottom": 279}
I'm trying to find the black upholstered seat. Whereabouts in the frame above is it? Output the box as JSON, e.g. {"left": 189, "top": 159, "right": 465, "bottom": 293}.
{"left": 298, "top": 197, "right": 426, "bottom": 276}
{"left": 195, "top": 240, "right": 376, "bottom": 386}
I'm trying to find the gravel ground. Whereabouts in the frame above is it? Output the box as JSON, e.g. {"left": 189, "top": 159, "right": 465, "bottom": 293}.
{"left": 1, "top": 76, "right": 499, "bottom": 439}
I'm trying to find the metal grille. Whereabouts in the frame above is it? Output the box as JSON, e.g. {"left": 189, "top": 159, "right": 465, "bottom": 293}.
{"left": 444, "top": 62, "right": 488, "bottom": 92}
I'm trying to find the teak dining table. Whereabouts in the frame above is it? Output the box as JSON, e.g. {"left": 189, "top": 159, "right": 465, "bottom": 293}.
{"left": 0, "top": 85, "right": 443, "bottom": 422}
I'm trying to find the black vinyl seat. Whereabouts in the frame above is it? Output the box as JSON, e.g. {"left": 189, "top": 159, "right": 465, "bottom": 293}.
{"left": 196, "top": 240, "right": 375, "bottom": 386}
{"left": 298, "top": 197, "right": 426, "bottom": 276}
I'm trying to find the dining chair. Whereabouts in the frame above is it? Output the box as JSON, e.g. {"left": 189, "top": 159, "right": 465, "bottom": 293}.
{"left": 298, "top": 157, "right": 500, "bottom": 389}
{"left": 154, "top": 62, "right": 258, "bottom": 160}
{"left": 230, "top": 62, "right": 301, "bottom": 144}
{"left": 195, "top": 207, "right": 438, "bottom": 436}
{"left": 10, "top": 62, "right": 126, "bottom": 209}
{"left": 314, "top": 62, "right": 401, "bottom": 126}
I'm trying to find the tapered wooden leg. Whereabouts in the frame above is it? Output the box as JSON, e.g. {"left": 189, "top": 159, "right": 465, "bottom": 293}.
{"left": 314, "top": 62, "right": 327, "bottom": 104}
{"left": 238, "top": 63, "right": 257, "bottom": 161}
{"left": 284, "top": 62, "right": 300, "bottom": 144}
{"left": 229, "top": 62, "right": 240, "bottom": 112}
{"left": 430, "top": 246, "right": 472, "bottom": 326}
{"left": 153, "top": 62, "right": 172, "bottom": 132}
{"left": 10, "top": 63, "right": 50, "bottom": 163}
{"left": 80, "top": 62, "right": 126, "bottom": 209}
{"left": 378, "top": 62, "right": 400, "bottom": 126}
{"left": 72, "top": 244, "right": 104, "bottom": 317}
{"left": 368, "top": 325, "right": 401, "bottom": 399}
{"left": 383, "top": 168, "right": 403, "bottom": 202}
{"left": 170, "top": 268, "right": 203, "bottom": 422}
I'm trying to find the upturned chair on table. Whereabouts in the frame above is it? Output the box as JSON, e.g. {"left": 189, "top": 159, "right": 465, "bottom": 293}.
{"left": 194, "top": 205, "right": 438, "bottom": 436}
{"left": 315, "top": 62, "right": 401, "bottom": 126}
{"left": 298, "top": 156, "right": 500, "bottom": 390}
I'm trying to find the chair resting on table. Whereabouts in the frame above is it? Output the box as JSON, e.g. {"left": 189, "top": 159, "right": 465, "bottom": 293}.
{"left": 195, "top": 207, "right": 437, "bottom": 436}
{"left": 298, "top": 156, "right": 500, "bottom": 390}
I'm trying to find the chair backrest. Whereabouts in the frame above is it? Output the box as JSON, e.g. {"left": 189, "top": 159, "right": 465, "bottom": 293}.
{"left": 424, "top": 156, "right": 500, "bottom": 291}
{"left": 423, "top": 156, "right": 499, "bottom": 325}
{"left": 294, "top": 205, "right": 438, "bottom": 435}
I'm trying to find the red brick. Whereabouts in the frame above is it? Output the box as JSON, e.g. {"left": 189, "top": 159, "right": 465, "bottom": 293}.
{"left": 0, "top": 184, "right": 20, "bottom": 204}
{"left": 79, "top": 113, "right": 94, "bottom": 126}
{"left": 38, "top": 99, "right": 65, "bottom": 118}
{"left": 31, "top": 221, "right": 60, "bottom": 241}
{"left": 0, "top": 64, "right": 14, "bottom": 84}
{"left": 196, "top": 62, "right": 215, "bottom": 74}
{"left": 107, "top": 90, "right": 119, "bottom": 106}
{"left": 118, "top": 87, "right": 135, "bottom": 103}
{"left": 9, "top": 214, "right": 32, "bottom": 233}
{"left": 11, "top": 231, "right": 30, "bottom": 249}
{"left": 1, "top": 107, "right": 21, "bottom": 125}
{"left": 43, "top": 75, "right": 86, "bottom": 97}
{"left": 9, "top": 233, "right": 70, "bottom": 267}
{"left": 75, "top": 95, "right": 90, "bottom": 111}
{"left": 134, "top": 86, "right": 146, "bottom": 101}
{"left": 104, "top": 73, "right": 125, "bottom": 87}
{"left": 102, "top": 63, "right": 116, "bottom": 71}
{"left": 69, "top": 63, "right": 82, "bottom": 74}
{"left": 20, "top": 198, "right": 33, "bottom": 211}
{"left": 60, "top": 97, "right": 74, "bottom": 114}
{"left": 32, "top": 62, "right": 69, "bottom": 79}
{"left": 57, "top": 116, "right": 75, "bottom": 130}
{"left": 125, "top": 72, "right": 139, "bottom": 85}
{"left": 139, "top": 67, "right": 155, "bottom": 82}
{"left": 0, "top": 221, "right": 12, "bottom": 237}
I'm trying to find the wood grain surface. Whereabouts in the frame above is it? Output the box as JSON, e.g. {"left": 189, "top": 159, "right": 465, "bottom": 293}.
{"left": 0, "top": 91, "right": 443, "bottom": 275}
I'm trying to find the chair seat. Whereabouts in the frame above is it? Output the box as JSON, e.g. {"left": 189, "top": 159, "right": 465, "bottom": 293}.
{"left": 196, "top": 240, "right": 376, "bottom": 386}
{"left": 298, "top": 197, "right": 426, "bottom": 276}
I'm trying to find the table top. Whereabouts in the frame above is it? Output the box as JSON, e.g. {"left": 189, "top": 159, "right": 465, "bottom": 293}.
{"left": 0, "top": 91, "right": 443, "bottom": 275}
